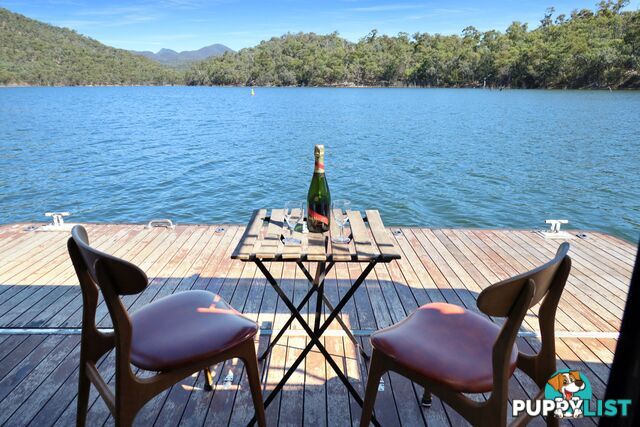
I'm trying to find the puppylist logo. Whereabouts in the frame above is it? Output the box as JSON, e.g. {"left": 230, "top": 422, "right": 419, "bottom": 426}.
{"left": 544, "top": 370, "right": 591, "bottom": 418}
{"left": 512, "top": 369, "right": 632, "bottom": 419}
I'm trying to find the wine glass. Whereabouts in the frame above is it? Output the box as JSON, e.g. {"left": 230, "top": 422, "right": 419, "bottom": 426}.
{"left": 331, "top": 199, "right": 351, "bottom": 244}
{"left": 283, "top": 201, "right": 303, "bottom": 245}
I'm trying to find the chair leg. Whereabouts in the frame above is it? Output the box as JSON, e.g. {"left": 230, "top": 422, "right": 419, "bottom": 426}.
{"left": 115, "top": 409, "right": 136, "bottom": 427}
{"left": 243, "top": 341, "right": 266, "bottom": 427}
{"left": 203, "top": 367, "right": 214, "bottom": 391}
{"left": 76, "top": 363, "right": 90, "bottom": 427}
{"left": 545, "top": 415, "right": 559, "bottom": 427}
{"left": 421, "top": 388, "right": 432, "bottom": 408}
{"left": 360, "top": 350, "right": 386, "bottom": 427}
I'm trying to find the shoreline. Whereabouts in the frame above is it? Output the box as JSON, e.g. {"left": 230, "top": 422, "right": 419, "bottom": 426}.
{"left": 1, "top": 83, "right": 636, "bottom": 90}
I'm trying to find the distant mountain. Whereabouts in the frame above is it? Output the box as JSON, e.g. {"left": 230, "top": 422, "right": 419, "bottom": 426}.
{"left": 132, "top": 44, "right": 233, "bottom": 68}
{"left": 0, "top": 8, "right": 177, "bottom": 85}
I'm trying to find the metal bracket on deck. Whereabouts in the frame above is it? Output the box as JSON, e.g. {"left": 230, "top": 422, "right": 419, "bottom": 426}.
{"left": 46, "top": 212, "right": 70, "bottom": 227}
{"left": 546, "top": 219, "right": 568, "bottom": 233}
{"left": 539, "top": 219, "right": 574, "bottom": 239}
{"left": 222, "top": 371, "right": 234, "bottom": 389}
{"left": 145, "top": 219, "right": 175, "bottom": 229}
{"left": 35, "top": 212, "right": 74, "bottom": 232}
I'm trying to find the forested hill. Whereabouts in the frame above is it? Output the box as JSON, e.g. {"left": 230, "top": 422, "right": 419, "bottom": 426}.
{"left": 186, "top": 1, "right": 640, "bottom": 89}
{"left": 0, "top": 8, "right": 177, "bottom": 85}
{"left": 1, "top": 2, "right": 639, "bottom": 88}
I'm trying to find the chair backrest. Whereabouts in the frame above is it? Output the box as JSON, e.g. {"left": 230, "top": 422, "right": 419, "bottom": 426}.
{"left": 474, "top": 242, "right": 571, "bottom": 415}
{"left": 477, "top": 242, "right": 570, "bottom": 317}
{"left": 69, "top": 225, "right": 148, "bottom": 296}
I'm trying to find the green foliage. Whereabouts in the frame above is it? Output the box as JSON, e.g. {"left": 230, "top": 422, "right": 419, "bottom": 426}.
{"left": 186, "top": 1, "right": 640, "bottom": 88}
{"left": 0, "top": 8, "right": 178, "bottom": 85}
{"left": 2, "top": 2, "right": 638, "bottom": 88}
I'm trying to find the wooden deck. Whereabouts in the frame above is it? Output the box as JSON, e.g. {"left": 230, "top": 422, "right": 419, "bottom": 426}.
{"left": 0, "top": 223, "right": 635, "bottom": 426}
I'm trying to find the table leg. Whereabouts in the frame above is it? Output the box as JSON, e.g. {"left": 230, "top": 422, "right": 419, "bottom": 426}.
{"left": 313, "top": 262, "right": 325, "bottom": 332}
{"left": 250, "top": 260, "right": 380, "bottom": 427}
{"left": 296, "top": 262, "right": 364, "bottom": 353}
{"left": 319, "top": 294, "right": 370, "bottom": 359}
{"left": 258, "top": 262, "right": 334, "bottom": 360}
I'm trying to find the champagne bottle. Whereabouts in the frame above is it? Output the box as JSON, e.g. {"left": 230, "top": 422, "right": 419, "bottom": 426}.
{"left": 307, "top": 145, "right": 331, "bottom": 233}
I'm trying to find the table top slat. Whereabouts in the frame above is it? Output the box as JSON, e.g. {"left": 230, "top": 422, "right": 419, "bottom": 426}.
{"left": 253, "top": 239, "right": 284, "bottom": 259}
{"left": 266, "top": 209, "right": 286, "bottom": 242}
{"left": 307, "top": 232, "right": 327, "bottom": 261}
{"left": 248, "top": 218, "right": 268, "bottom": 257}
{"left": 232, "top": 209, "right": 267, "bottom": 260}
{"left": 365, "top": 210, "right": 401, "bottom": 260}
{"left": 233, "top": 208, "right": 398, "bottom": 262}
{"left": 250, "top": 209, "right": 282, "bottom": 259}
{"left": 282, "top": 232, "right": 303, "bottom": 259}
{"left": 347, "top": 210, "right": 379, "bottom": 261}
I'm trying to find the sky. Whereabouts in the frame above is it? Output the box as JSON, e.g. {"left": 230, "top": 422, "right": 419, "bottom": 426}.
{"left": 1, "top": 0, "right": 639, "bottom": 52}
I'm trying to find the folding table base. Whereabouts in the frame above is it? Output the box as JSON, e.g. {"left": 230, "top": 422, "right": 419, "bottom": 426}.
{"left": 258, "top": 261, "right": 369, "bottom": 361}
{"left": 248, "top": 260, "right": 381, "bottom": 427}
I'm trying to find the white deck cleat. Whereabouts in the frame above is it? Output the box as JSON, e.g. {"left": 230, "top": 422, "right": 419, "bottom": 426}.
{"left": 223, "top": 371, "right": 234, "bottom": 389}
{"left": 36, "top": 212, "right": 74, "bottom": 232}
{"left": 538, "top": 219, "right": 575, "bottom": 239}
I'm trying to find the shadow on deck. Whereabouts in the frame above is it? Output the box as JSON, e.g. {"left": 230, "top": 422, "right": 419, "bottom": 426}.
{"left": 0, "top": 280, "right": 620, "bottom": 427}
{"left": 0, "top": 223, "right": 634, "bottom": 425}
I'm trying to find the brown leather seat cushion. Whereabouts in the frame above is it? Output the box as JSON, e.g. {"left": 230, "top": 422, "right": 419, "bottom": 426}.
{"left": 371, "top": 302, "right": 518, "bottom": 393}
{"left": 130, "top": 291, "right": 257, "bottom": 371}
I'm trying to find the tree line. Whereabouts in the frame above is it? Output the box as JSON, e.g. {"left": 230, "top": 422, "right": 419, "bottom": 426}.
{"left": 185, "top": 1, "right": 640, "bottom": 89}
{"left": 2, "top": 1, "right": 638, "bottom": 88}
{"left": 0, "top": 8, "right": 178, "bottom": 86}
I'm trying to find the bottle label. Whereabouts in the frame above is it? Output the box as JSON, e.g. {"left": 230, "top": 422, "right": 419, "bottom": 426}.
{"left": 314, "top": 160, "right": 324, "bottom": 173}
{"left": 308, "top": 208, "right": 329, "bottom": 225}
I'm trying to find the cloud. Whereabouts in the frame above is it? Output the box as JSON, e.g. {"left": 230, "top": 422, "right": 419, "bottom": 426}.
{"left": 39, "top": 0, "right": 83, "bottom": 4}
{"left": 159, "top": 0, "right": 204, "bottom": 8}
{"left": 56, "top": 14, "right": 158, "bottom": 29}
{"left": 75, "top": 6, "right": 149, "bottom": 17}
{"left": 50, "top": 2, "right": 163, "bottom": 29}
{"left": 60, "top": 1, "right": 205, "bottom": 18}
{"left": 348, "top": 3, "right": 425, "bottom": 13}
{"left": 54, "top": 19, "right": 98, "bottom": 28}
{"left": 404, "top": 7, "right": 479, "bottom": 21}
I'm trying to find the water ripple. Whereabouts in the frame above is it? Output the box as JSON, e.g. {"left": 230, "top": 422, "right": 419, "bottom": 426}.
{"left": 0, "top": 87, "right": 638, "bottom": 242}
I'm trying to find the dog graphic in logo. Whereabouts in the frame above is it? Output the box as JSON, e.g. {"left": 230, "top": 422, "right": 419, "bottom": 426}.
{"left": 545, "top": 370, "right": 591, "bottom": 418}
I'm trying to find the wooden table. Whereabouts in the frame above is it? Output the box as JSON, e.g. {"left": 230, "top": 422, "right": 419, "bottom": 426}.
{"left": 232, "top": 208, "right": 401, "bottom": 426}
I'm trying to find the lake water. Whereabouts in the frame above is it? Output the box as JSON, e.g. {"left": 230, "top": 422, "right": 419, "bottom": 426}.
{"left": 0, "top": 87, "right": 638, "bottom": 242}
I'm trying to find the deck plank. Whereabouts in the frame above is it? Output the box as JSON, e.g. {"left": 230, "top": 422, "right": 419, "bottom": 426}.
{"left": 0, "top": 223, "right": 634, "bottom": 426}
{"left": 504, "top": 231, "right": 623, "bottom": 331}
{"left": 1, "top": 226, "right": 131, "bottom": 327}
{"left": 0, "top": 334, "right": 625, "bottom": 427}
{"left": 0, "top": 335, "right": 76, "bottom": 424}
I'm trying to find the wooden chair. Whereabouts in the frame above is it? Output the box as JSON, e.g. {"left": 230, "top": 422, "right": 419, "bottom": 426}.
{"left": 360, "top": 243, "right": 571, "bottom": 427}
{"left": 68, "top": 225, "right": 266, "bottom": 427}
